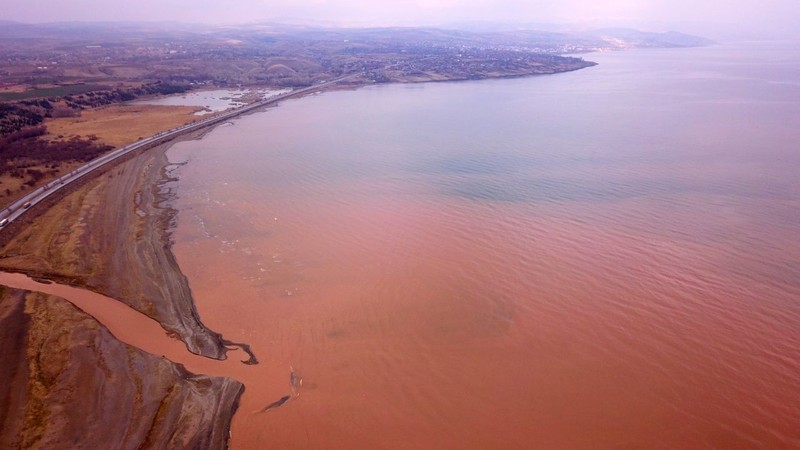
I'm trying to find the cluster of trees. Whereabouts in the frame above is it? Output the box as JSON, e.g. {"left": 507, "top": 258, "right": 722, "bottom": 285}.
{"left": 0, "top": 103, "right": 47, "bottom": 136}
{"left": 0, "top": 82, "right": 190, "bottom": 137}
{"left": 0, "top": 82, "right": 190, "bottom": 196}
{"left": 63, "top": 83, "right": 189, "bottom": 109}
{"left": 0, "top": 125, "right": 112, "bottom": 188}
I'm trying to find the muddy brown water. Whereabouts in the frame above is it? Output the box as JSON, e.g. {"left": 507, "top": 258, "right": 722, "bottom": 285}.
{"left": 7, "top": 42, "right": 800, "bottom": 449}
{"left": 168, "top": 43, "right": 800, "bottom": 449}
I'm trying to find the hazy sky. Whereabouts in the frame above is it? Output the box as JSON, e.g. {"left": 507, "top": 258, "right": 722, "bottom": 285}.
{"left": 6, "top": 0, "right": 799, "bottom": 37}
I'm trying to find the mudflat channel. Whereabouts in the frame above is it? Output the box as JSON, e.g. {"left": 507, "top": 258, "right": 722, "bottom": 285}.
{"left": 0, "top": 135, "right": 235, "bottom": 360}
{"left": 0, "top": 272, "right": 248, "bottom": 379}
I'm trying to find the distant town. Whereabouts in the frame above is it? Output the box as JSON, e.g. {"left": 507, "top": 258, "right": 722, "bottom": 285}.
{"left": 0, "top": 22, "right": 711, "bottom": 89}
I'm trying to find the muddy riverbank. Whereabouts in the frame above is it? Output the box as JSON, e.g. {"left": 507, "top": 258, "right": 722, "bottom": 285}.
{"left": 0, "top": 132, "right": 241, "bottom": 360}
{"left": 0, "top": 129, "right": 254, "bottom": 448}
{"left": 0, "top": 286, "right": 243, "bottom": 449}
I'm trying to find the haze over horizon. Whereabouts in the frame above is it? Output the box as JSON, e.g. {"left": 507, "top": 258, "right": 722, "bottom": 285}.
{"left": 4, "top": 0, "right": 799, "bottom": 39}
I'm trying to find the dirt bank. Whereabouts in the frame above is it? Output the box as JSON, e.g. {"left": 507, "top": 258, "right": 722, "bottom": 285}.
{"left": 0, "top": 135, "right": 239, "bottom": 360}
{"left": 0, "top": 287, "right": 243, "bottom": 449}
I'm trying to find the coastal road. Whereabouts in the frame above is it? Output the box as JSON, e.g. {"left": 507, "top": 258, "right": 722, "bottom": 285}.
{"left": 0, "top": 76, "right": 351, "bottom": 229}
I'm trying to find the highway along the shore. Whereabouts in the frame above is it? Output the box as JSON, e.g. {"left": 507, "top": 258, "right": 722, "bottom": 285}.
{"left": 0, "top": 76, "right": 352, "bottom": 231}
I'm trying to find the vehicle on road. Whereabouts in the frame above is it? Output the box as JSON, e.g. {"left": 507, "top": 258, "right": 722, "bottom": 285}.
{"left": 0, "top": 219, "right": 8, "bottom": 227}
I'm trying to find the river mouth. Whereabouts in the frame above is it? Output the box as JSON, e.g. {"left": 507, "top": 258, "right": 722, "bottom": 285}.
{"left": 0, "top": 271, "right": 303, "bottom": 419}
{"left": 0, "top": 272, "right": 245, "bottom": 379}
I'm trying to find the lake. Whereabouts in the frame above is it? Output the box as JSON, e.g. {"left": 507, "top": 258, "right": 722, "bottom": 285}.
{"left": 167, "top": 41, "right": 800, "bottom": 449}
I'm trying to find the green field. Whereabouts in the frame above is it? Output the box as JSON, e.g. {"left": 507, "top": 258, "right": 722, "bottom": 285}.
{"left": 0, "top": 84, "right": 113, "bottom": 101}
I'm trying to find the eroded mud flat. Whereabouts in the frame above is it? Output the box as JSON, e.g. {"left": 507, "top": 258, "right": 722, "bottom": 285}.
{"left": 0, "top": 286, "right": 242, "bottom": 449}
{"left": 0, "top": 138, "right": 230, "bottom": 359}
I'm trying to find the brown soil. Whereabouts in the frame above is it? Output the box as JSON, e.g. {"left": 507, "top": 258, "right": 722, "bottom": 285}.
{"left": 0, "top": 135, "right": 235, "bottom": 359}
{"left": 44, "top": 104, "right": 203, "bottom": 148}
{"left": 0, "top": 286, "right": 242, "bottom": 450}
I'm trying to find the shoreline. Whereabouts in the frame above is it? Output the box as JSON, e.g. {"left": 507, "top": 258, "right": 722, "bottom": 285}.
{"left": 0, "top": 64, "right": 598, "bottom": 448}
{"left": 0, "top": 78, "right": 360, "bottom": 448}
{"left": 2, "top": 43, "right": 796, "bottom": 449}
{"left": 0, "top": 125, "right": 250, "bottom": 359}
{"left": 0, "top": 124, "right": 253, "bottom": 447}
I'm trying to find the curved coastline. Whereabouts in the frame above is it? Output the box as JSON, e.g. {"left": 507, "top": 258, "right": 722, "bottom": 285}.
{"left": 0, "top": 80, "right": 354, "bottom": 447}
{"left": 0, "top": 62, "right": 601, "bottom": 448}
